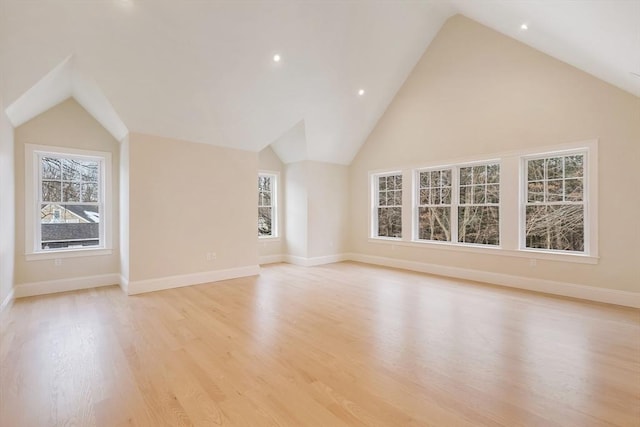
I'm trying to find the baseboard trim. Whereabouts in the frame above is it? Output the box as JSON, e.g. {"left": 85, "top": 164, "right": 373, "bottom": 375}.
{"left": 127, "top": 265, "right": 261, "bottom": 295}
{"left": 0, "top": 289, "right": 15, "bottom": 313}
{"left": 259, "top": 254, "right": 285, "bottom": 265}
{"left": 285, "top": 253, "right": 350, "bottom": 267}
{"left": 14, "top": 273, "right": 121, "bottom": 298}
{"left": 348, "top": 253, "right": 640, "bottom": 308}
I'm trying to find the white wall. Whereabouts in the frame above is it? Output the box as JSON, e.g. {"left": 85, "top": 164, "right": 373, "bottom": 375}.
{"left": 14, "top": 98, "right": 120, "bottom": 288}
{"left": 349, "top": 15, "right": 640, "bottom": 293}
{"left": 127, "top": 133, "right": 259, "bottom": 290}
{"left": 0, "top": 101, "right": 16, "bottom": 307}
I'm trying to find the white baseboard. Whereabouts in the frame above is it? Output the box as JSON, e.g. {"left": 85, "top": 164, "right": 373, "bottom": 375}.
{"left": 127, "top": 265, "right": 260, "bottom": 295}
{"left": 259, "top": 254, "right": 285, "bottom": 265}
{"left": 0, "top": 289, "right": 15, "bottom": 313}
{"left": 348, "top": 253, "right": 640, "bottom": 308}
{"left": 14, "top": 273, "right": 121, "bottom": 298}
{"left": 285, "top": 253, "right": 350, "bottom": 267}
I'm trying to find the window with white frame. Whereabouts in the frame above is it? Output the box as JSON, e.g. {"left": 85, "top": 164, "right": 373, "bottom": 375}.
{"left": 27, "top": 145, "right": 110, "bottom": 253}
{"left": 417, "top": 168, "right": 452, "bottom": 241}
{"left": 373, "top": 173, "right": 402, "bottom": 238}
{"left": 458, "top": 163, "right": 500, "bottom": 245}
{"left": 258, "top": 173, "right": 277, "bottom": 238}
{"left": 369, "top": 140, "right": 597, "bottom": 262}
{"left": 415, "top": 162, "right": 500, "bottom": 245}
{"left": 523, "top": 152, "right": 586, "bottom": 252}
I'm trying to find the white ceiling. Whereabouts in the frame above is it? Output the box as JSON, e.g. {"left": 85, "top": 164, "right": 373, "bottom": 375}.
{"left": 1, "top": 1, "right": 638, "bottom": 165}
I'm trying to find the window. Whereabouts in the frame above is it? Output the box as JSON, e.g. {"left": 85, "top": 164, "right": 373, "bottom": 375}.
{"left": 523, "top": 152, "right": 586, "bottom": 252}
{"left": 26, "top": 145, "right": 111, "bottom": 255}
{"left": 368, "top": 140, "right": 596, "bottom": 262}
{"left": 417, "top": 169, "right": 451, "bottom": 241}
{"left": 373, "top": 173, "right": 402, "bottom": 238}
{"left": 415, "top": 162, "right": 500, "bottom": 245}
{"left": 458, "top": 164, "right": 500, "bottom": 245}
{"left": 258, "top": 172, "right": 278, "bottom": 238}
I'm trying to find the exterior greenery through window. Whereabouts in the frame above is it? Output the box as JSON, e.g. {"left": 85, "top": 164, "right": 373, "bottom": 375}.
{"left": 416, "top": 162, "right": 500, "bottom": 245}
{"left": 258, "top": 173, "right": 277, "bottom": 237}
{"left": 525, "top": 153, "right": 585, "bottom": 252}
{"left": 376, "top": 174, "right": 402, "bottom": 238}
{"left": 38, "top": 153, "right": 103, "bottom": 250}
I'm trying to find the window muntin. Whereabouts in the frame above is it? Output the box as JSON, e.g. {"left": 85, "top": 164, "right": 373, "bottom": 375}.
{"left": 258, "top": 173, "right": 277, "bottom": 238}
{"left": 524, "top": 153, "right": 585, "bottom": 252}
{"left": 375, "top": 173, "right": 402, "bottom": 238}
{"left": 458, "top": 163, "right": 500, "bottom": 245}
{"left": 37, "top": 153, "right": 104, "bottom": 251}
{"left": 417, "top": 169, "right": 451, "bottom": 241}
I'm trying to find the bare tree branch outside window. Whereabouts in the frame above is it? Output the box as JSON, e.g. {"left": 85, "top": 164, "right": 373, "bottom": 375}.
{"left": 525, "top": 154, "right": 585, "bottom": 251}
{"left": 377, "top": 174, "right": 402, "bottom": 238}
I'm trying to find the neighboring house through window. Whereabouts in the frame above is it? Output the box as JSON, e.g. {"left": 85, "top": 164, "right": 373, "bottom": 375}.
{"left": 258, "top": 172, "right": 278, "bottom": 238}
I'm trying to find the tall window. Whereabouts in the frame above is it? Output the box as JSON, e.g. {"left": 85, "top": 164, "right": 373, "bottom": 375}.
{"left": 417, "top": 169, "right": 451, "bottom": 241}
{"left": 29, "top": 146, "right": 109, "bottom": 252}
{"left": 458, "top": 164, "right": 500, "bottom": 245}
{"left": 415, "top": 162, "right": 500, "bottom": 245}
{"left": 374, "top": 173, "right": 402, "bottom": 238}
{"left": 258, "top": 173, "right": 277, "bottom": 238}
{"left": 524, "top": 152, "right": 585, "bottom": 252}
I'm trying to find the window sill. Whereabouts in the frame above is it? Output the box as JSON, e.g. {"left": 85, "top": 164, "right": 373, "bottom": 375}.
{"left": 258, "top": 236, "right": 280, "bottom": 242}
{"left": 367, "top": 238, "right": 598, "bottom": 264}
{"left": 25, "top": 248, "right": 113, "bottom": 261}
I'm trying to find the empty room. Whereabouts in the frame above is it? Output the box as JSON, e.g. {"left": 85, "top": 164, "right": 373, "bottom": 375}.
{"left": 1, "top": 1, "right": 639, "bottom": 426}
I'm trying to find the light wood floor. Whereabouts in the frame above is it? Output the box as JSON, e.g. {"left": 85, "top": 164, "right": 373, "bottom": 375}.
{"left": 1, "top": 262, "right": 639, "bottom": 426}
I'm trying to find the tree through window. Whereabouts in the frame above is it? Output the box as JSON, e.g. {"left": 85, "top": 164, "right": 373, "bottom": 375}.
{"left": 524, "top": 153, "right": 585, "bottom": 252}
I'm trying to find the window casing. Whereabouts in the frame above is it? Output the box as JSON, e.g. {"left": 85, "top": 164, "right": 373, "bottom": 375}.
{"left": 25, "top": 144, "right": 112, "bottom": 257}
{"left": 258, "top": 172, "right": 278, "bottom": 238}
{"left": 372, "top": 172, "right": 402, "bottom": 239}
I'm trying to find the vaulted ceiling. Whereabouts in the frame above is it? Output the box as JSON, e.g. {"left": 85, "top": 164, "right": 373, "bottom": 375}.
{"left": 1, "top": 1, "right": 638, "bottom": 165}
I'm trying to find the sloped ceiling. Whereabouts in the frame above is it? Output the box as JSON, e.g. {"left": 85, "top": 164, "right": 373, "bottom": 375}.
{"left": 1, "top": 1, "right": 638, "bottom": 165}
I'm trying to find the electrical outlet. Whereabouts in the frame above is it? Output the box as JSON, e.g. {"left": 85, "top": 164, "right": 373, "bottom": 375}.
{"left": 54, "top": 258, "right": 62, "bottom": 266}
{"left": 529, "top": 258, "right": 537, "bottom": 268}
{"left": 206, "top": 252, "right": 217, "bottom": 261}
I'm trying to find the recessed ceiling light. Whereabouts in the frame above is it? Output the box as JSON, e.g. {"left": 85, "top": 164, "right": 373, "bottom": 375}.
{"left": 520, "top": 23, "right": 528, "bottom": 31}
{"left": 358, "top": 89, "right": 365, "bottom": 96}
{"left": 273, "top": 54, "right": 281, "bottom": 63}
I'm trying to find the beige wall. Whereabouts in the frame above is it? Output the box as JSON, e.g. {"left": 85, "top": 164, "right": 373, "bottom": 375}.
{"left": 284, "top": 160, "right": 349, "bottom": 260}
{"left": 128, "top": 133, "right": 258, "bottom": 282}
{"left": 119, "top": 134, "right": 130, "bottom": 285}
{"left": 0, "top": 103, "right": 15, "bottom": 304}
{"left": 349, "top": 15, "right": 640, "bottom": 293}
{"left": 258, "top": 146, "right": 286, "bottom": 259}
{"left": 284, "top": 161, "right": 308, "bottom": 258}
{"left": 307, "top": 161, "right": 349, "bottom": 258}
{"left": 14, "top": 98, "right": 120, "bottom": 285}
